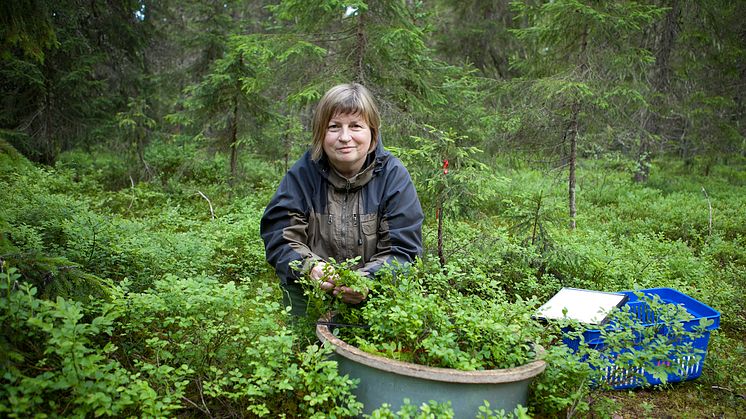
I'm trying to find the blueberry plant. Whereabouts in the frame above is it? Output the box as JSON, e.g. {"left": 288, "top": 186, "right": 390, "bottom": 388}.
{"left": 0, "top": 260, "right": 364, "bottom": 418}
{"left": 294, "top": 256, "right": 374, "bottom": 326}
{"left": 304, "top": 257, "right": 714, "bottom": 417}
{"left": 531, "top": 292, "right": 715, "bottom": 417}
{"left": 2, "top": 137, "right": 744, "bottom": 417}
{"left": 315, "top": 258, "right": 545, "bottom": 370}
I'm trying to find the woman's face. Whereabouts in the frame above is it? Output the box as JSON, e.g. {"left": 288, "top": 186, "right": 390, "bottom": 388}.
{"left": 323, "top": 112, "right": 372, "bottom": 178}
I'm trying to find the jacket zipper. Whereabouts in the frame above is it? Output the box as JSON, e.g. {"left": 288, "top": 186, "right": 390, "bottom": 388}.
{"left": 344, "top": 182, "right": 350, "bottom": 257}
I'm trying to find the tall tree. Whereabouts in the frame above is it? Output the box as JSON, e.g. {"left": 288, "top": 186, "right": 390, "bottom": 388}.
{"left": 139, "top": 0, "right": 258, "bottom": 130}
{"left": 671, "top": 1, "right": 746, "bottom": 165}
{"left": 267, "top": 0, "right": 491, "bottom": 148}
{"left": 0, "top": 0, "right": 57, "bottom": 62}
{"left": 634, "top": 0, "right": 681, "bottom": 182}
{"left": 433, "top": 0, "right": 519, "bottom": 79}
{"left": 116, "top": 96, "right": 157, "bottom": 179}
{"left": 509, "top": 0, "right": 667, "bottom": 229}
{"left": 178, "top": 35, "right": 279, "bottom": 183}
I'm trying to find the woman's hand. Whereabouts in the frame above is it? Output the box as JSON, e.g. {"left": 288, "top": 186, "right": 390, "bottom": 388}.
{"left": 310, "top": 262, "right": 337, "bottom": 292}
{"left": 333, "top": 286, "right": 366, "bottom": 304}
{"left": 310, "top": 262, "right": 367, "bottom": 304}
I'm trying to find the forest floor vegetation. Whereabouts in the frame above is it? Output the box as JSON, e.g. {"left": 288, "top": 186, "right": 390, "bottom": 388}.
{"left": 1, "top": 139, "right": 744, "bottom": 418}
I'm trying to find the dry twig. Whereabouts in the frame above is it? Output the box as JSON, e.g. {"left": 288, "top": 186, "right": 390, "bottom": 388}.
{"left": 197, "top": 190, "right": 215, "bottom": 220}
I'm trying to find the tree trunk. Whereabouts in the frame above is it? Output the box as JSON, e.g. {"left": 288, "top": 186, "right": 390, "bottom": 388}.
{"left": 283, "top": 117, "right": 292, "bottom": 173}
{"left": 567, "top": 100, "right": 579, "bottom": 230}
{"left": 531, "top": 190, "right": 543, "bottom": 246}
{"left": 229, "top": 95, "right": 239, "bottom": 185}
{"left": 284, "top": 147, "right": 289, "bottom": 174}
{"left": 355, "top": 12, "right": 367, "bottom": 83}
{"left": 437, "top": 205, "right": 445, "bottom": 268}
{"left": 40, "top": 61, "right": 57, "bottom": 165}
{"left": 136, "top": 131, "right": 154, "bottom": 180}
{"left": 635, "top": 0, "right": 680, "bottom": 182}
{"left": 43, "top": 80, "right": 54, "bottom": 165}
{"left": 567, "top": 27, "right": 588, "bottom": 231}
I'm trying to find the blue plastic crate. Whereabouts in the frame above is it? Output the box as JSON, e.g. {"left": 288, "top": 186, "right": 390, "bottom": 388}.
{"left": 562, "top": 288, "right": 720, "bottom": 390}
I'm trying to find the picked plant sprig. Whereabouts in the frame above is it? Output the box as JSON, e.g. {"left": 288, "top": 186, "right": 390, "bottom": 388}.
{"left": 318, "top": 257, "right": 371, "bottom": 298}
{"left": 292, "top": 257, "right": 374, "bottom": 321}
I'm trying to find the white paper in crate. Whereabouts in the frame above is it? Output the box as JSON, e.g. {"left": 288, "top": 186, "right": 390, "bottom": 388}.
{"left": 536, "top": 288, "right": 629, "bottom": 325}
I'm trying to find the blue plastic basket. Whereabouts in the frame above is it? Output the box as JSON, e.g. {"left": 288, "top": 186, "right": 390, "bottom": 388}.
{"left": 562, "top": 288, "right": 720, "bottom": 390}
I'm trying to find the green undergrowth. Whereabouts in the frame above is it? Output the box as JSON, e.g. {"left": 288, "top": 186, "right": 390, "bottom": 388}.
{"left": 0, "top": 265, "right": 363, "bottom": 417}
{"left": 310, "top": 258, "right": 545, "bottom": 371}
{"left": 2, "top": 140, "right": 745, "bottom": 417}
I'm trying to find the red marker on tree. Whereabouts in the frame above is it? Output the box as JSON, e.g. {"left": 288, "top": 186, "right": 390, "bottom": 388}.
{"left": 443, "top": 159, "right": 449, "bottom": 175}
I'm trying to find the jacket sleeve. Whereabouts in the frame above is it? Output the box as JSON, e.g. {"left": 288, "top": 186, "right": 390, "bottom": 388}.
{"left": 362, "top": 158, "right": 424, "bottom": 276}
{"left": 260, "top": 166, "right": 321, "bottom": 285}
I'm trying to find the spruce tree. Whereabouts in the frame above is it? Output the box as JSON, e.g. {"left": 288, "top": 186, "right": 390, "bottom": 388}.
{"left": 178, "top": 35, "right": 278, "bottom": 183}
{"left": 508, "top": 0, "right": 667, "bottom": 228}
{"left": 0, "top": 0, "right": 148, "bottom": 164}
{"left": 267, "top": 0, "right": 491, "bottom": 148}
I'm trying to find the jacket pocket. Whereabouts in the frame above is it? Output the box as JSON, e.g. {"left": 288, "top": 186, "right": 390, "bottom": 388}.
{"left": 360, "top": 213, "right": 378, "bottom": 236}
{"left": 359, "top": 213, "right": 379, "bottom": 261}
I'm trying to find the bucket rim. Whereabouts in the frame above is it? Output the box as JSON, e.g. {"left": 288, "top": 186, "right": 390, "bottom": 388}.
{"left": 316, "top": 313, "right": 547, "bottom": 384}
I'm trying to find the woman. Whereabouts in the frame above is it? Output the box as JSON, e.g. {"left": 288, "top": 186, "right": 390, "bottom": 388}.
{"left": 260, "top": 83, "right": 424, "bottom": 316}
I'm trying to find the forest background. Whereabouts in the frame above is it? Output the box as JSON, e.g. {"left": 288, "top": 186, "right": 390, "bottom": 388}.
{"left": 1, "top": 0, "right": 745, "bottom": 417}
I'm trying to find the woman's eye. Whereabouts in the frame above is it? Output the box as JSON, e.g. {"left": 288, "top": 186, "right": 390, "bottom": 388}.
{"left": 328, "top": 124, "right": 339, "bottom": 130}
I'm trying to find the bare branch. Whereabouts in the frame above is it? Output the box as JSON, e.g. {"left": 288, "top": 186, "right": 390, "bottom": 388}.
{"left": 702, "top": 187, "right": 712, "bottom": 237}
{"left": 197, "top": 190, "right": 216, "bottom": 219}
{"left": 127, "top": 175, "right": 136, "bottom": 211}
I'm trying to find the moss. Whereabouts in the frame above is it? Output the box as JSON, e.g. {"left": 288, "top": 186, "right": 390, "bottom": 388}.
{"left": 0, "top": 137, "right": 33, "bottom": 177}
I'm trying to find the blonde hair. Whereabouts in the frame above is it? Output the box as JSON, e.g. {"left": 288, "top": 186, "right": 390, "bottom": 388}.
{"left": 311, "top": 83, "right": 381, "bottom": 161}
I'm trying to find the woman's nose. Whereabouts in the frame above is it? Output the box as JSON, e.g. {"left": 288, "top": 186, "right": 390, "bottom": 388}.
{"left": 339, "top": 127, "right": 352, "bottom": 141}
